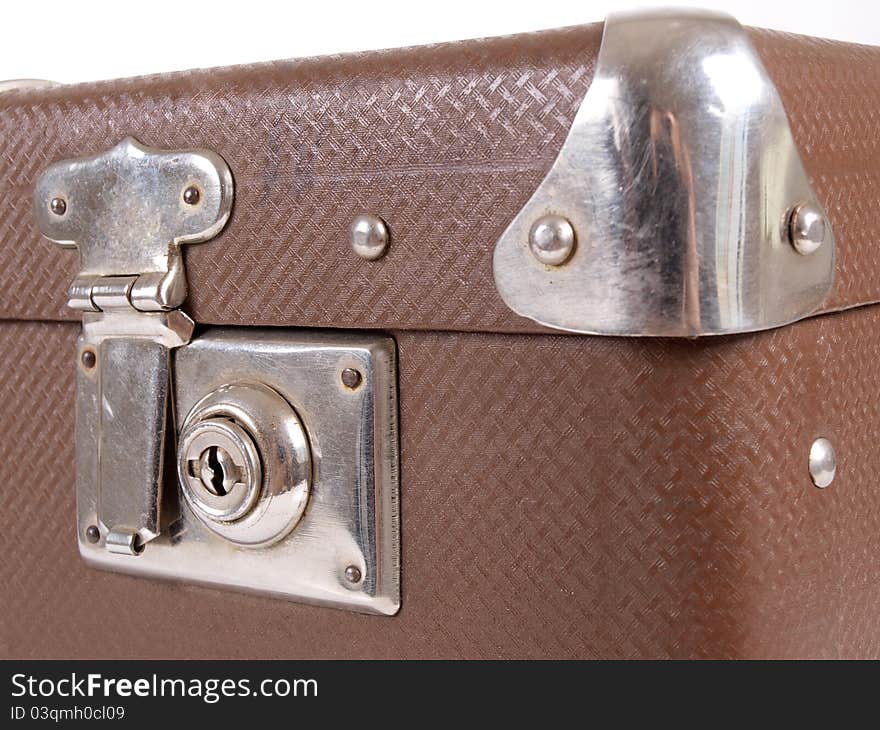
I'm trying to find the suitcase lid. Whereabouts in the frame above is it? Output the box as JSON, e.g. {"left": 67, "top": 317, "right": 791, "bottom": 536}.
{"left": 3, "top": 18, "right": 879, "bottom": 336}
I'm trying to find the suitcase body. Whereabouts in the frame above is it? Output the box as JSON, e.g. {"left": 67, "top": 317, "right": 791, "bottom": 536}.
{"left": 2, "top": 11, "right": 879, "bottom": 659}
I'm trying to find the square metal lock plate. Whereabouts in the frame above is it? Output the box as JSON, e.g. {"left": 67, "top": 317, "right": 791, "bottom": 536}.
{"left": 77, "top": 328, "right": 400, "bottom": 615}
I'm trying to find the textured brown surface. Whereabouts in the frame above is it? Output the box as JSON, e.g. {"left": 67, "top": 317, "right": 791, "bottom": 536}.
{"left": 3, "top": 22, "right": 880, "bottom": 660}
{"left": 2, "top": 311, "right": 880, "bottom": 659}
{"left": 1, "top": 26, "right": 880, "bottom": 332}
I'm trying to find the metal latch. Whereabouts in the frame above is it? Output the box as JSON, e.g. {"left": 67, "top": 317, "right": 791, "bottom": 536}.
{"left": 35, "top": 137, "right": 234, "bottom": 555}
{"left": 34, "top": 138, "right": 400, "bottom": 614}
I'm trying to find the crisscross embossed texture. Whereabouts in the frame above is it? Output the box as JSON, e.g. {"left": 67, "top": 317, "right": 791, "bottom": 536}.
{"left": 2, "top": 310, "right": 879, "bottom": 658}
{"left": 1, "top": 25, "right": 880, "bottom": 331}
{"left": 2, "top": 23, "right": 880, "bottom": 658}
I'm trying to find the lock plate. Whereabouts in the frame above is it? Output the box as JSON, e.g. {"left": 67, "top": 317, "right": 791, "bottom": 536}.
{"left": 76, "top": 328, "right": 400, "bottom": 616}
{"left": 36, "top": 139, "right": 399, "bottom": 614}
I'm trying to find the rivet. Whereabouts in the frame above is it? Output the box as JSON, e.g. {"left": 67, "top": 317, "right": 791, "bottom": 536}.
{"left": 49, "top": 196, "right": 67, "bottom": 216}
{"left": 529, "top": 214, "right": 576, "bottom": 266}
{"left": 788, "top": 202, "right": 827, "bottom": 255}
{"left": 344, "top": 565, "right": 362, "bottom": 584}
{"left": 85, "top": 525, "right": 100, "bottom": 543}
{"left": 341, "top": 367, "right": 362, "bottom": 389}
{"left": 182, "top": 185, "right": 201, "bottom": 206}
{"left": 351, "top": 214, "right": 389, "bottom": 260}
{"left": 809, "top": 437, "right": 836, "bottom": 489}
{"left": 80, "top": 348, "right": 97, "bottom": 370}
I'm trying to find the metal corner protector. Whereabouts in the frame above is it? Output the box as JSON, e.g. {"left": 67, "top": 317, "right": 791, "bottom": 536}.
{"left": 492, "top": 9, "right": 835, "bottom": 337}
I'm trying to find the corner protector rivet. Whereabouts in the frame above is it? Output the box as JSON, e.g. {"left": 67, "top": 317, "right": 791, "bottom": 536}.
{"left": 49, "top": 196, "right": 67, "bottom": 216}
{"left": 182, "top": 185, "right": 201, "bottom": 206}
{"left": 85, "top": 525, "right": 100, "bottom": 543}
{"left": 809, "top": 437, "right": 836, "bottom": 489}
{"left": 80, "top": 348, "right": 97, "bottom": 370}
{"left": 788, "top": 202, "right": 827, "bottom": 255}
{"left": 350, "top": 214, "right": 389, "bottom": 260}
{"left": 341, "top": 368, "right": 362, "bottom": 389}
{"left": 344, "top": 565, "right": 362, "bottom": 584}
{"left": 529, "top": 214, "right": 576, "bottom": 266}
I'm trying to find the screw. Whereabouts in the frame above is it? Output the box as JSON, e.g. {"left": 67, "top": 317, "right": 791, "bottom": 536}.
{"left": 344, "top": 565, "right": 362, "bottom": 584}
{"left": 529, "top": 214, "right": 576, "bottom": 266}
{"left": 182, "top": 185, "right": 201, "bottom": 206}
{"left": 350, "top": 214, "right": 389, "bottom": 260}
{"left": 788, "top": 202, "right": 827, "bottom": 255}
{"left": 85, "top": 525, "right": 100, "bottom": 543}
{"left": 49, "top": 197, "right": 67, "bottom": 216}
{"left": 341, "top": 368, "right": 362, "bottom": 389}
{"left": 80, "top": 348, "right": 96, "bottom": 370}
{"left": 809, "top": 437, "right": 836, "bottom": 489}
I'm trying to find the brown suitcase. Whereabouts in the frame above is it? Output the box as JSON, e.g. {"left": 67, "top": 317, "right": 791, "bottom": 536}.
{"left": 2, "top": 9, "right": 879, "bottom": 659}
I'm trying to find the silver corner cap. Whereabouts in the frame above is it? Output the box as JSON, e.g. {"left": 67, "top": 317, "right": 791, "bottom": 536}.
{"left": 492, "top": 9, "right": 835, "bottom": 337}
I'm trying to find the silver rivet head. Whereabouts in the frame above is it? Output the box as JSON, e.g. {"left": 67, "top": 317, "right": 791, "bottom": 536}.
{"left": 351, "top": 214, "right": 389, "bottom": 260}
{"left": 85, "top": 525, "right": 100, "bottom": 544}
{"left": 809, "top": 437, "right": 836, "bottom": 489}
{"left": 341, "top": 367, "right": 362, "bottom": 389}
{"left": 80, "top": 348, "right": 97, "bottom": 370}
{"left": 49, "top": 196, "right": 67, "bottom": 216}
{"left": 344, "top": 565, "right": 362, "bottom": 584}
{"left": 788, "top": 202, "right": 827, "bottom": 255}
{"left": 182, "top": 185, "right": 201, "bottom": 206}
{"left": 529, "top": 214, "right": 576, "bottom": 266}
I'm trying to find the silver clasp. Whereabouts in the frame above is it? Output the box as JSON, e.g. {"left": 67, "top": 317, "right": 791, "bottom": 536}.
{"left": 34, "top": 137, "right": 234, "bottom": 554}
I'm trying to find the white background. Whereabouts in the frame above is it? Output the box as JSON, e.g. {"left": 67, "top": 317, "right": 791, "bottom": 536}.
{"left": 1, "top": 0, "right": 876, "bottom": 84}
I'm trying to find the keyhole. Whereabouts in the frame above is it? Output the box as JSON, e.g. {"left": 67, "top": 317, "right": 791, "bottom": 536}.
{"left": 205, "top": 447, "right": 228, "bottom": 496}
{"left": 188, "top": 445, "right": 242, "bottom": 498}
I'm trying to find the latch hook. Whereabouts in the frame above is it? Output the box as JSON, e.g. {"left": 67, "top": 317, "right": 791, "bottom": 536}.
{"left": 34, "top": 137, "right": 234, "bottom": 554}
